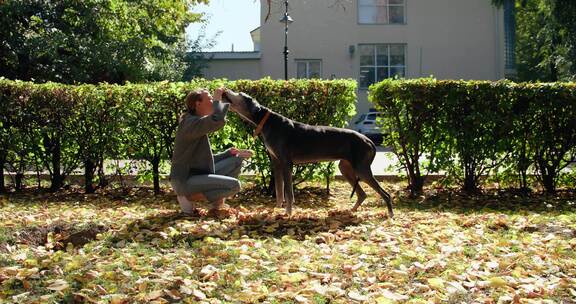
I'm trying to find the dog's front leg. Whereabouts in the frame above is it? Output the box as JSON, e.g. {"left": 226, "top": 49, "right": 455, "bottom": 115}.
{"left": 272, "top": 160, "right": 285, "bottom": 208}
{"left": 283, "top": 163, "right": 294, "bottom": 216}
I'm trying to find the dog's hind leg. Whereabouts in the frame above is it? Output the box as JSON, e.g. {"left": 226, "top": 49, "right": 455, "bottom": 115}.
{"left": 283, "top": 162, "right": 295, "bottom": 216}
{"left": 355, "top": 165, "right": 394, "bottom": 218}
{"left": 338, "top": 160, "right": 367, "bottom": 210}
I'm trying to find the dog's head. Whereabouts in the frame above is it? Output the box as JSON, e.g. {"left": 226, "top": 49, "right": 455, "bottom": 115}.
{"left": 221, "top": 89, "right": 263, "bottom": 126}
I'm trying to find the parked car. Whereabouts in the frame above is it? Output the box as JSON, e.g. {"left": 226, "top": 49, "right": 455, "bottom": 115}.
{"left": 353, "top": 109, "right": 384, "bottom": 146}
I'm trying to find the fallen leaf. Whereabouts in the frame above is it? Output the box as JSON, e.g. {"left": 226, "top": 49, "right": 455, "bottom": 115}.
{"left": 489, "top": 277, "right": 508, "bottom": 288}
{"left": 46, "top": 279, "right": 69, "bottom": 291}
{"left": 428, "top": 277, "right": 445, "bottom": 290}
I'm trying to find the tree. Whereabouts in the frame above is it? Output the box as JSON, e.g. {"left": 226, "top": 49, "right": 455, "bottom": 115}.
{"left": 0, "top": 0, "right": 208, "bottom": 84}
{"left": 493, "top": 0, "right": 575, "bottom": 81}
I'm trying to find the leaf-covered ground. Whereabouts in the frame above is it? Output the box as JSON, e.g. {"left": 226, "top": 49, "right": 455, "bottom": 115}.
{"left": 0, "top": 181, "right": 575, "bottom": 303}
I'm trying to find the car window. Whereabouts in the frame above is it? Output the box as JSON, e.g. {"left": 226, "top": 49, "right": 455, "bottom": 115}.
{"left": 355, "top": 114, "right": 366, "bottom": 124}
{"left": 367, "top": 113, "right": 377, "bottom": 120}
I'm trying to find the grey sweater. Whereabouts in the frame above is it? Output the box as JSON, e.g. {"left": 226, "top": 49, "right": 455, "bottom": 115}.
{"left": 170, "top": 100, "right": 231, "bottom": 183}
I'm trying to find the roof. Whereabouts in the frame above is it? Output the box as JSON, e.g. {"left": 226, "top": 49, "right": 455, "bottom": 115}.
{"left": 196, "top": 51, "right": 261, "bottom": 60}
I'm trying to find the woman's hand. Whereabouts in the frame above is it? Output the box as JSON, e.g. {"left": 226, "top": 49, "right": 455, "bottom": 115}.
{"left": 213, "top": 87, "right": 225, "bottom": 101}
{"left": 230, "top": 147, "right": 254, "bottom": 159}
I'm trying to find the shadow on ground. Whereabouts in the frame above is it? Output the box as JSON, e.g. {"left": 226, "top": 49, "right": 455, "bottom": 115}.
{"left": 392, "top": 188, "right": 576, "bottom": 215}
{"left": 109, "top": 207, "right": 369, "bottom": 246}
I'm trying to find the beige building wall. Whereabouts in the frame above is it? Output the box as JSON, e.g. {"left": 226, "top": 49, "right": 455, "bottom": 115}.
{"left": 201, "top": 0, "right": 506, "bottom": 124}
{"left": 259, "top": 0, "right": 506, "bottom": 119}
{"left": 201, "top": 59, "right": 261, "bottom": 80}
{"left": 201, "top": 54, "right": 261, "bottom": 80}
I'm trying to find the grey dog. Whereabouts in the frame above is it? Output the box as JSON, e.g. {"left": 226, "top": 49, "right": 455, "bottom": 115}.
{"left": 222, "top": 89, "right": 394, "bottom": 217}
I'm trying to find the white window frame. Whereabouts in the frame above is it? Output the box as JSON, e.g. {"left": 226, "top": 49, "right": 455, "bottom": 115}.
{"left": 295, "top": 59, "right": 322, "bottom": 79}
{"left": 359, "top": 44, "right": 406, "bottom": 89}
{"left": 358, "top": 0, "right": 407, "bottom": 25}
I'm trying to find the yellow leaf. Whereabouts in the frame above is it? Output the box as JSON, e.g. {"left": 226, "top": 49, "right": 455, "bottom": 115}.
{"left": 489, "top": 277, "right": 508, "bottom": 288}
{"left": 280, "top": 272, "right": 308, "bottom": 283}
{"left": 46, "top": 279, "right": 69, "bottom": 291}
{"left": 110, "top": 295, "right": 127, "bottom": 304}
{"left": 376, "top": 297, "right": 396, "bottom": 304}
{"left": 145, "top": 290, "right": 164, "bottom": 301}
{"left": 427, "top": 278, "right": 445, "bottom": 290}
{"left": 264, "top": 223, "right": 279, "bottom": 233}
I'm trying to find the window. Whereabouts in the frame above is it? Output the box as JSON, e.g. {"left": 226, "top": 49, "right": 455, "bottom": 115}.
{"left": 358, "top": 0, "right": 405, "bottom": 24}
{"left": 296, "top": 60, "right": 322, "bottom": 79}
{"left": 359, "top": 44, "right": 406, "bottom": 88}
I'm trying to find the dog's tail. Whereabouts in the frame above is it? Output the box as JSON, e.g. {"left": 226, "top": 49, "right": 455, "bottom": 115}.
{"left": 350, "top": 177, "right": 360, "bottom": 198}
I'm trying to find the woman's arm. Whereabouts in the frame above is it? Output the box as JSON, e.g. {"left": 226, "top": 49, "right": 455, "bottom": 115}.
{"left": 214, "top": 148, "right": 233, "bottom": 162}
{"left": 179, "top": 100, "right": 229, "bottom": 140}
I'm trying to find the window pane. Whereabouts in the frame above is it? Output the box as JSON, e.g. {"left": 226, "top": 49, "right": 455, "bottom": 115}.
{"left": 389, "top": 0, "right": 403, "bottom": 4}
{"left": 359, "top": 45, "right": 375, "bottom": 66}
{"left": 375, "top": 5, "right": 388, "bottom": 23}
{"left": 358, "top": 6, "right": 376, "bottom": 23}
{"left": 376, "top": 45, "right": 388, "bottom": 66}
{"left": 297, "top": 62, "right": 307, "bottom": 79}
{"left": 360, "top": 0, "right": 389, "bottom": 5}
{"left": 376, "top": 67, "right": 389, "bottom": 82}
{"left": 389, "top": 6, "right": 404, "bottom": 23}
{"left": 359, "top": 5, "right": 388, "bottom": 23}
{"left": 390, "top": 66, "right": 405, "bottom": 78}
{"left": 309, "top": 61, "right": 321, "bottom": 78}
{"left": 359, "top": 67, "right": 375, "bottom": 87}
{"left": 390, "top": 45, "right": 405, "bottom": 65}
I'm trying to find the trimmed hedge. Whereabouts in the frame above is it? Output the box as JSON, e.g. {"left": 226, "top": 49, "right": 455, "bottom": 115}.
{"left": 0, "top": 78, "right": 357, "bottom": 194}
{"left": 370, "top": 78, "right": 576, "bottom": 194}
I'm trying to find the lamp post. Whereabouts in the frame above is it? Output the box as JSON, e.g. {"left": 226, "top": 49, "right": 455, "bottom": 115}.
{"left": 279, "top": 0, "right": 293, "bottom": 80}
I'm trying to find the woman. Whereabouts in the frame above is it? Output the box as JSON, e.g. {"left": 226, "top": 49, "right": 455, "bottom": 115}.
{"left": 170, "top": 88, "right": 253, "bottom": 214}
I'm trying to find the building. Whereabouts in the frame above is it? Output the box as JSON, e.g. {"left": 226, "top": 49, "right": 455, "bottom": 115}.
{"left": 199, "top": 0, "right": 516, "bottom": 123}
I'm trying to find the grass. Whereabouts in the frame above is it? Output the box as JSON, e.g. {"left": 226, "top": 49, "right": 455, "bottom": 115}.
{"left": 0, "top": 181, "right": 575, "bottom": 303}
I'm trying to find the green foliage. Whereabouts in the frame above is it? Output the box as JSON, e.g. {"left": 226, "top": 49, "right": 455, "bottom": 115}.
{"left": 369, "top": 78, "right": 444, "bottom": 195}
{"left": 0, "top": 0, "right": 208, "bottom": 84}
{"left": 370, "top": 78, "right": 576, "bottom": 194}
{"left": 0, "top": 78, "right": 357, "bottom": 193}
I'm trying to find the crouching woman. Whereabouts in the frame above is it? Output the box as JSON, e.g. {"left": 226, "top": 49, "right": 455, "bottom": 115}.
{"left": 170, "top": 88, "right": 252, "bottom": 214}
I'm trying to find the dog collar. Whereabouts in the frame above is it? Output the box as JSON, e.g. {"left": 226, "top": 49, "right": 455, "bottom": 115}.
{"left": 253, "top": 110, "right": 271, "bottom": 138}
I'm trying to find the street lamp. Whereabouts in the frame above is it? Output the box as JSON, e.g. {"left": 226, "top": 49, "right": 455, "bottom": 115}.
{"left": 279, "top": 0, "right": 293, "bottom": 80}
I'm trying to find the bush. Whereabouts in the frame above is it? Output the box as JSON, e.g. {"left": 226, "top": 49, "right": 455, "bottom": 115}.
{"left": 370, "top": 78, "right": 576, "bottom": 194}
{"left": 0, "top": 78, "right": 357, "bottom": 194}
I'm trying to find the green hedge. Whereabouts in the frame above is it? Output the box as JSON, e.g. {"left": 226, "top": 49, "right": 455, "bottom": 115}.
{"left": 370, "top": 78, "right": 576, "bottom": 194}
{"left": 0, "top": 78, "right": 357, "bottom": 194}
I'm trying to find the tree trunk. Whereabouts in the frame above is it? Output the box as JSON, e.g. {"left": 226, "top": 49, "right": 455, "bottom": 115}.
{"left": 84, "top": 159, "right": 95, "bottom": 193}
{"left": 35, "top": 160, "right": 42, "bottom": 190}
{"left": 46, "top": 135, "right": 64, "bottom": 192}
{"left": 15, "top": 172, "right": 23, "bottom": 192}
{"left": 540, "top": 167, "right": 556, "bottom": 194}
{"left": 406, "top": 160, "right": 424, "bottom": 196}
{"left": 152, "top": 157, "right": 160, "bottom": 195}
{"left": 0, "top": 154, "right": 5, "bottom": 194}
{"left": 97, "top": 157, "right": 107, "bottom": 188}
{"left": 326, "top": 174, "right": 330, "bottom": 195}
{"left": 542, "top": 173, "right": 556, "bottom": 194}
{"left": 463, "top": 161, "right": 478, "bottom": 194}
{"left": 408, "top": 173, "right": 425, "bottom": 196}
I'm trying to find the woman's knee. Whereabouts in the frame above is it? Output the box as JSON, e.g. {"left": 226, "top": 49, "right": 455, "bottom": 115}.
{"left": 227, "top": 178, "right": 241, "bottom": 193}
